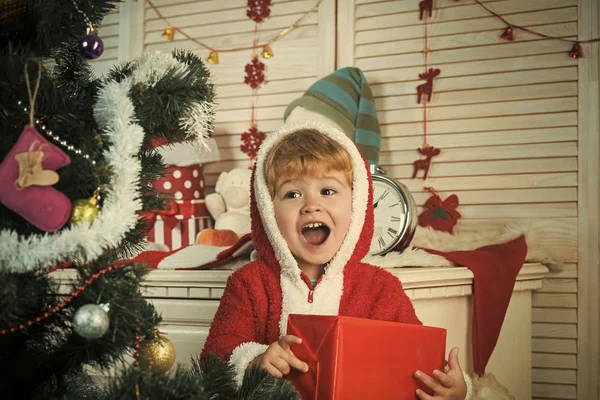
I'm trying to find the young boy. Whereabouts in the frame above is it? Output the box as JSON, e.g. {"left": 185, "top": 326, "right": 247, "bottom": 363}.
{"left": 201, "top": 120, "right": 472, "bottom": 400}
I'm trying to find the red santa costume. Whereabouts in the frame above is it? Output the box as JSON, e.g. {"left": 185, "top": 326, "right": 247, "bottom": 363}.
{"left": 201, "top": 120, "right": 472, "bottom": 398}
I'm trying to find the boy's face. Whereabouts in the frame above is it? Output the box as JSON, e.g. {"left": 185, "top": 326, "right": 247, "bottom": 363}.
{"left": 272, "top": 169, "right": 352, "bottom": 271}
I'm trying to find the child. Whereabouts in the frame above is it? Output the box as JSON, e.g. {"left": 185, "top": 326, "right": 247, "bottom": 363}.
{"left": 201, "top": 120, "right": 472, "bottom": 400}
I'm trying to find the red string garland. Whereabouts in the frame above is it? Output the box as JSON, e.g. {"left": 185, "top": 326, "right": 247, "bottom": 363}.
{"left": 0, "top": 264, "right": 122, "bottom": 336}
{"left": 413, "top": 3, "right": 441, "bottom": 180}
{"left": 240, "top": 1, "right": 269, "bottom": 167}
{"left": 467, "top": 0, "right": 600, "bottom": 57}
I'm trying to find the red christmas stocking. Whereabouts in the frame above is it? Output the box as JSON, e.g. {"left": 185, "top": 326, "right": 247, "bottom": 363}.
{"left": 422, "top": 235, "right": 527, "bottom": 375}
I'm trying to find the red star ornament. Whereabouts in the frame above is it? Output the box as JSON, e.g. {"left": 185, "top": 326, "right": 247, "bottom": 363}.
{"left": 244, "top": 56, "right": 265, "bottom": 90}
{"left": 247, "top": 0, "right": 272, "bottom": 23}
{"left": 240, "top": 125, "right": 265, "bottom": 162}
{"left": 418, "top": 187, "right": 461, "bottom": 233}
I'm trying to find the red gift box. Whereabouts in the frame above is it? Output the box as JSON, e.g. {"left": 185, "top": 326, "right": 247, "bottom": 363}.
{"left": 153, "top": 164, "right": 205, "bottom": 201}
{"left": 144, "top": 199, "right": 213, "bottom": 250}
{"left": 286, "top": 315, "right": 446, "bottom": 400}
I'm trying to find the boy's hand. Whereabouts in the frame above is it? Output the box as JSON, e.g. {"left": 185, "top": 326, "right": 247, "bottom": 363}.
{"left": 414, "top": 347, "right": 467, "bottom": 400}
{"left": 250, "top": 335, "right": 309, "bottom": 379}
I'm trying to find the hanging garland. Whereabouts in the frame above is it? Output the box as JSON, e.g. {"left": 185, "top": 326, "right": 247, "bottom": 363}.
{"left": 145, "top": 0, "right": 323, "bottom": 64}
{"left": 412, "top": 1, "right": 441, "bottom": 180}
{"left": 469, "top": 0, "right": 600, "bottom": 58}
{"left": 239, "top": 3, "right": 270, "bottom": 166}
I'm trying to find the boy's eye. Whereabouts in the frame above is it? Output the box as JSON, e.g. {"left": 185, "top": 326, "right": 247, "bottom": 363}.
{"left": 284, "top": 191, "right": 300, "bottom": 199}
{"left": 321, "top": 188, "right": 336, "bottom": 196}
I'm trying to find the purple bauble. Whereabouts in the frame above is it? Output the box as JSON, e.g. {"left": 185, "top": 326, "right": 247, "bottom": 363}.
{"left": 79, "top": 33, "right": 104, "bottom": 60}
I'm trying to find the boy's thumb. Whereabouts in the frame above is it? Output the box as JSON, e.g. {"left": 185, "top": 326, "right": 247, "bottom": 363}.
{"left": 448, "top": 347, "right": 460, "bottom": 369}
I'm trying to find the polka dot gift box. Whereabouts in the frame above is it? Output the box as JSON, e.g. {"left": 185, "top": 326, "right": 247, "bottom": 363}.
{"left": 155, "top": 164, "right": 206, "bottom": 201}
{"left": 147, "top": 164, "right": 213, "bottom": 251}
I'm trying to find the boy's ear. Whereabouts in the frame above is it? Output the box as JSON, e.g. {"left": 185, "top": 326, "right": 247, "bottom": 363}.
{"left": 215, "top": 171, "right": 229, "bottom": 193}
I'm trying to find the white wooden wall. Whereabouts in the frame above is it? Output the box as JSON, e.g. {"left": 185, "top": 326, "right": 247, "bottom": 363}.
{"left": 96, "top": 0, "right": 599, "bottom": 398}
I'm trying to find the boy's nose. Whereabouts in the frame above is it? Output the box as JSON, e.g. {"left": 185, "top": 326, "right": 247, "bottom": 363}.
{"left": 301, "top": 198, "right": 321, "bottom": 214}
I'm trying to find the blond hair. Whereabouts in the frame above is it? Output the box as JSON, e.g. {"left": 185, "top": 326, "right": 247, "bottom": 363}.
{"left": 265, "top": 129, "right": 353, "bottom": 197}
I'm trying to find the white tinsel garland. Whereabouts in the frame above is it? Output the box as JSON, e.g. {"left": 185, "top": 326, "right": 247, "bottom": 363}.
{"left": 0, "top": 52, "right": 214, "bottom": 273}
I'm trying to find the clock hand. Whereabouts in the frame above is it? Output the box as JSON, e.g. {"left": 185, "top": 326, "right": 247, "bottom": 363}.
{"left": 373, "top": 193, "right": 384, "bottom": 209}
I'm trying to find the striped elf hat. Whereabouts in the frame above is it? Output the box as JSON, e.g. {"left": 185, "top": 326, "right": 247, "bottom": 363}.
{"left": 283, "top": 67, "right": 381, "bottom": 166}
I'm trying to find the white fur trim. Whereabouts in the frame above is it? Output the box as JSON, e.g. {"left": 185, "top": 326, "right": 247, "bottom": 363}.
{"left": 253, "top": 120, "right": 370, "bottom": 336}
{"left": 229, "top": 342, "right": 269, "bottom": 386}
{"left": 412, "top": 222, "right": 561, "bottom": 271}
{"left": 464, "top": 372, "right": 473, "bottom": 400}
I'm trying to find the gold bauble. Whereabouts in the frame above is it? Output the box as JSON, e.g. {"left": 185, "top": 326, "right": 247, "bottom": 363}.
{"left": 71, "top": 197, "right": 98, "bottom": 225}
{"left": 139, "top": 334, "right": 176, "bottom": 373}
{"left": 207, "top": 50, "right": 219, "bottom": 65}
{"left": 261, "top": 43, "right": 274, "bottom": 59}
{"left": 162, "top": 26, "right": 175, "bottom": 41}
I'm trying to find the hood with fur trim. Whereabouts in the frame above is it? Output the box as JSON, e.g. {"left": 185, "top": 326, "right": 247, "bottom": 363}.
{"left": 250, "top": 119, "right": 374, "bottom": 281}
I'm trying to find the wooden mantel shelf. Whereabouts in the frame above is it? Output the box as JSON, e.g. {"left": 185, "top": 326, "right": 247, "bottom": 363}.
{"left": 52, "top": 263, "right": 547, "bottom": 301}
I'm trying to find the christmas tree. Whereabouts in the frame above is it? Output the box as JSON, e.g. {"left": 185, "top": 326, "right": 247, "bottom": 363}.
{"left": 0, "top": 1, "right": 297, "bottom": 399}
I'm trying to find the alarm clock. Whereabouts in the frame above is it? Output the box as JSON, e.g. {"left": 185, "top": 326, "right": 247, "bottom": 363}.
{"left": 368, "top": 166, "right": 418, "bottom": 256}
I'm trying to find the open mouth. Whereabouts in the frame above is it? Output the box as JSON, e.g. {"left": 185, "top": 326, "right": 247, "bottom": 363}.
{"left": 301, "top": 222, "right": 331, "bottom": 246}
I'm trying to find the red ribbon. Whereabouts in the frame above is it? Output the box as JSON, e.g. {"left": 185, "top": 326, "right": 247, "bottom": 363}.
{"left": 140, "top": 201, "right": 180, "bottom": 233}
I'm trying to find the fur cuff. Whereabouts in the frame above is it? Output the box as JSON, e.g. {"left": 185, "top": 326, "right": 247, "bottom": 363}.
{"left": 229, "top": 342, "right": 269, "bottom": 386}
{"left": 464, "top": 371, "right": 474, "bottom": 400}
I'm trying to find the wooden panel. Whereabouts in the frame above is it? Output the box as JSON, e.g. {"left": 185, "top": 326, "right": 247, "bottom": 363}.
{"left": 380, "top": 142, "right": 578, "bottom": 164}
{"left": 532, "top": 383, "right": 577, "bottom": 399}
{"left": 371, "top": 69, "right": 577, "bottom": 99}
{"left": 145, "top": 0, "right": 315, "bottom": 31}
{"left": 533, "top": 353, "right": 577, "bottom": 369}
{"left": 378, "top": 98, "right": 577, "bottom": 124}
{"left": 533, "top": 338, "right": 578, "bottom": 354}
{"left": 355, "top": 0, "right": 577, "bottom": 30}
{"left": 357, "top": 40, "right": 575, "bottom": 72}
{"left": 382, "top": 158, "right": 578, "bottom": 179}
{"left": 356, "top": 23, "right": 577, "bottom": 59}
{"left": 536, "top": 279, "right": 578, "bottom": 293}
{"left": 533, "top": 294, "right": 578, "bottom": 309}
{"left": 217, "top": 77, "right": 315, "bottom": 98}
{"left": 379, "top": 113, "right": 578, "bottom": 137}
{"left": 376, "top": 82, "right": 578, "bottom": 111}
{"left": 533, "top": 368, "right": 577, "bottom": 384}
{"left": 533, "top": 323, "right": 578, "bottom": 339}
{"left": 533, "top": 308, "right": 578, "bottom": 324}
{"left": 356, "top": 8, "right": 577, "bottom": 44}
{"left": 365, "top": 53, "right": 576, "bottom": 84}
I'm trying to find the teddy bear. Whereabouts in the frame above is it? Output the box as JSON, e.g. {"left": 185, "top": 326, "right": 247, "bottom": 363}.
{"left": 204, "top": 167, "right": 252, "bottom": 237}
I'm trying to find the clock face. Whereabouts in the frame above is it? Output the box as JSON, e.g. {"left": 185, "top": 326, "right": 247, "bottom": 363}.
{"left": 369, "top": 176, "right": 409, "bottom": 255}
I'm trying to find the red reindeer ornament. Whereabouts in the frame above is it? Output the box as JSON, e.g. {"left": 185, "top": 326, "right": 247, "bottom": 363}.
{"left": 412, "top": 146, "right": 440, "bottom": 180}
{"left": 416, "top": 68, "right": 441, "bottom": 104}
{"left": 418, "top": 187, "right": 461, "bottom": 233}
{"left": 419, "top": 0, "right": 433, "bottom": 20}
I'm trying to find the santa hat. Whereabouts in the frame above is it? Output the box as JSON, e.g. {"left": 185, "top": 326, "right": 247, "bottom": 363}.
{"left": 284, "top": 67, "right": 381, "bottom": 166}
